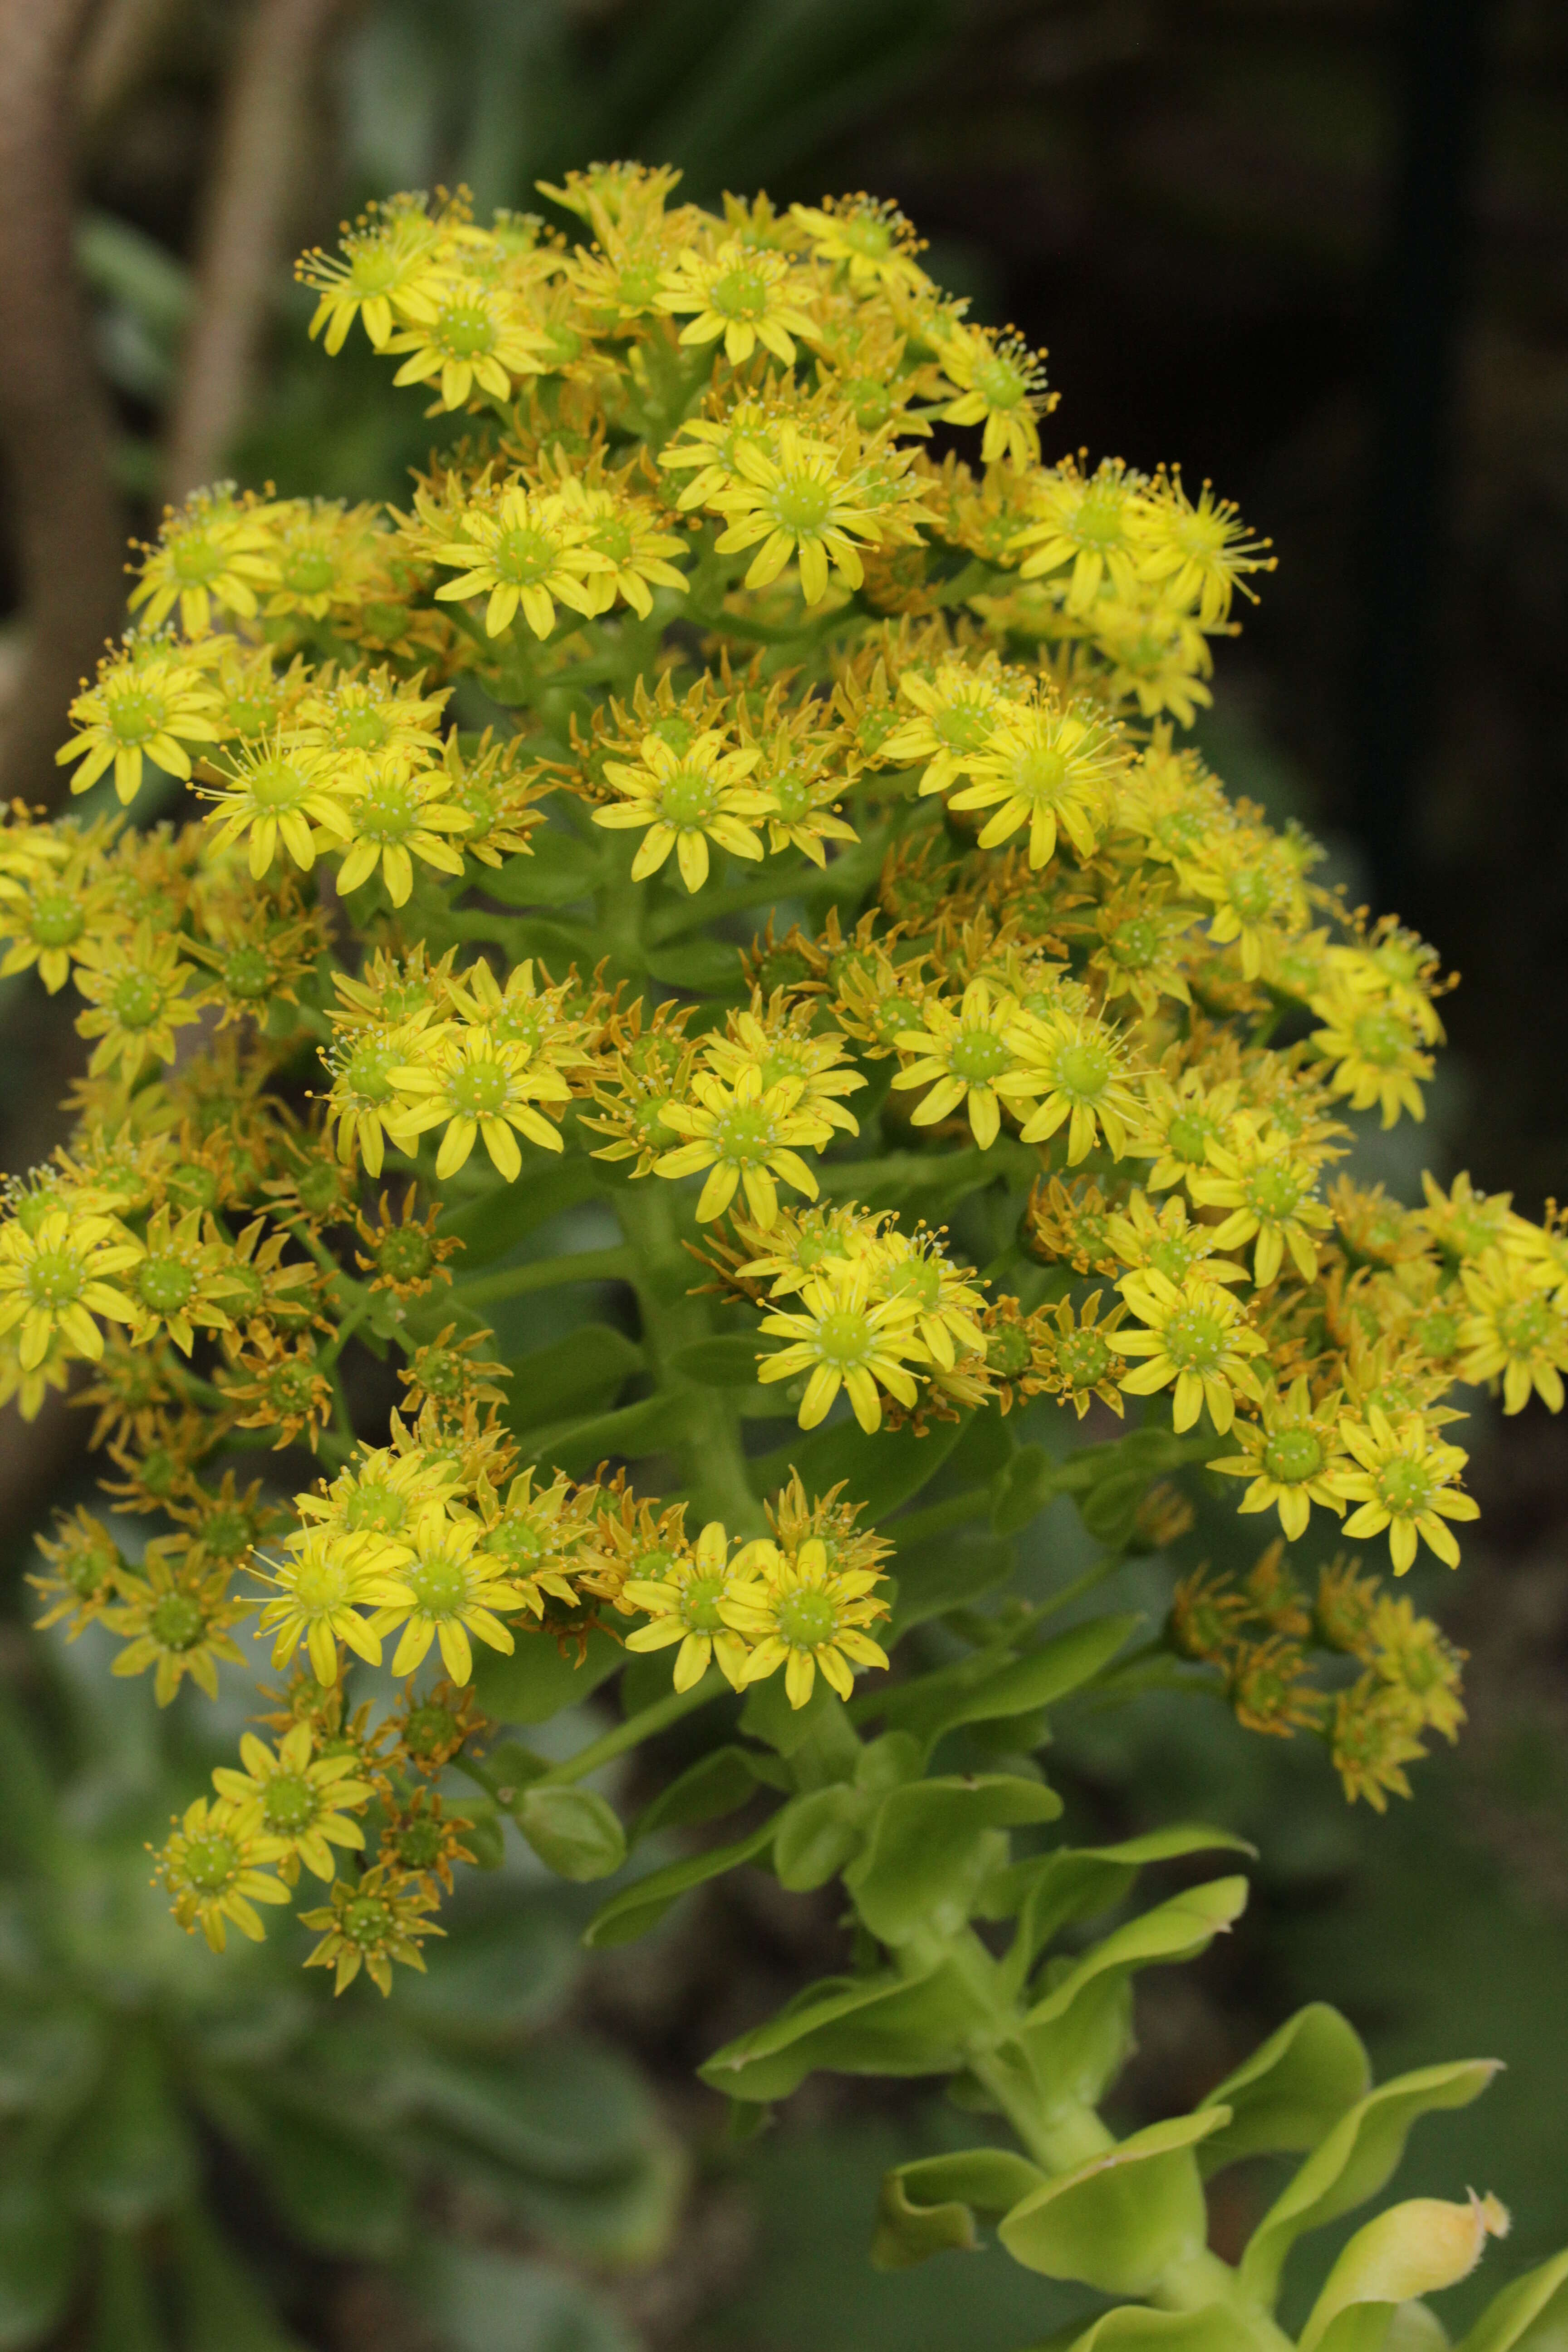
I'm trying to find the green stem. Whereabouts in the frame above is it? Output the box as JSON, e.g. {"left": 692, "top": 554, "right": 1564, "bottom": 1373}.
{"left": 613, "top": 1182, "right": 764, "bottom": 1534}
{"left": 452, "top": 1246, "right": 637, "bottom": 1309}
{"left": 970, "top": 2050, "right": 1118, "bottom": 2174}
{"left": 534, "top": 1668, "right": 724, "bottom": 1788}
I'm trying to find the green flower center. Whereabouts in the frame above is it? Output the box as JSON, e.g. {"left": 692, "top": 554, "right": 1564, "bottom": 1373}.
{"left": 223, "top": 946, "right": 273, "bottom": 1000}
{"left": 397, "top": 1820, "right": 444, "bottom": 1867}
{"left": 343, "top": 1896, "right": 392, "bottom": 1947}
{"left": 137, "top": 1254, "right": 195, "bottom": 1314}
{"left": 30, "top": 889, "right": 85, "bottom": 949}
{"left": 182, "top": 1833, "right": 238, "bottom": 1892}
{"left": 1052, "top": 1041, "right": 1111, "bottom": 1101}
{"left": 264, "top": 1773, "right": 317, "bottom": 1831}
{"left": 771, "top": 475, "right": 833, "bottom": 536}
{"left": 974, "top": 356, "right": 1026, "bottom": 411}
{"left": 776, "top": 1588, "right": 838, "bottom": 1648}
{"left": 404, "top": 1704, "right": 458, "bottom": 1759}
{"left": 111, "top": 972, "right": 165, "bottom": 1030}
{"left": 1352, "top": 1009, "right": 1409, "bottom": 1066}
{"left": 344, "top": 1481, "right": 407, "bottom": 1535}
{"left": 409, "top": 1549, "right": 470, "bottom": 1617}
{"left": 438, "top": 300, "right": 497, "bottom": 358}
{"left": 711, "top": 267, "right": 769, "bottom": 319}
{"left": 204, "top": 1508, "right": 254, "bottom": 1561}
{"left": 377, "top": 1227, "right": 434, "bottom": 1282}
{"left": 484, "top": 1514, "right": 550, "bottom": 1573}
{"left": 248, "top": 757, "right": 309, "bottom": 811}
{"left": 172, "top": 534, "right": 226, "bottom": 584}
{"left": 1227, "top": 867, "right": 1274, "bottom": 922}
{"left": 1059, "top": 1331, "right": 1112, "bottom": 1385}
{"left": 657, "top": 766, "right": 720, "bottom": 828}
{"left": 495, "top": 526, "right": 557, "bottom": 585}
{"left": 352, "top": 779, "right": 419, "bottom": 844}
{"left": 1162, "top": 1307, "right": 1227, "bottom": 1372}
{"left": 1264, "top": 1427, "right": 1323, "bottom": 1484}
{"left": 1376, "top": 1458, "right": 1433, "bottom": 1514}
{"left": 1073, "top": 494, "right": 1125, "bottom": 549}
{"left": 1246, "top": 1166, "right": 1307, "bottom": 1222}
{"left": 933, "top": 702, "right": 993, "bottom": 752}
{"left": 814, "top": 1308, "right": 874, "bottom": 1369}
{"left": 284, "top": 548, "right": 338, "bottom": 594}
{"left": 1166, "top": 1111, "right": 1216, "bottom": 1165}
{"left": 714, "top": 1107, "right": 776, "bottom": 1165}
{"left": 25, "top": 1246, "right": 83, "bottom": 1307}
{"left": 151, "top": 1592, "right": 206, "bottom": 1651}
{"left": 345, "top": 1045, "right": 398, "bottom": 1106}
{"left": 986, "top": 1325, "right": 1032, "bottom": 1375}
{"left": 450, "top": 1061, "right": 511, "bottom": 1115}
{"left": 290, "top": 1555, "right": 353, "bottom": 1613}
{"left": 107, "top": 687, "right": 161, "bottom": 744}
{"left": 1110, "top": 916, "right": 1158, "bottom": 970}
{"left": 679, "top": 1573, "right": 728, "bottom": 1633}
{"left": 884, "top": 1260, "right": 941, "bottom": 1309}
{"left": 949, "top": 1029, "right": 1009, "bottom": 1084}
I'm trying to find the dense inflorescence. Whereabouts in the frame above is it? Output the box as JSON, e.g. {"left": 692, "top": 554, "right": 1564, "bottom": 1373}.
{"left": 1, "top": 166, "right": 1563, "bottom": 2019}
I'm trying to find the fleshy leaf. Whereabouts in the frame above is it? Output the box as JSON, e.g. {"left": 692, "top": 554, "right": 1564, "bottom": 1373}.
{"left": 871, "top": 2148, "right": 1047, "bottom": 2270}
{"left": 998, "top": 2108, "right": 1232, "bottom": 2293}
{"left": 1455, "top": 2249, "right": 1568, "bottom": 2352}
{"left": 700, "top": 1955, "right": 980, "bottom": 2101}
{"left": 1199, "top": 2004, "right": 1372, "bottom": 2174}
{"left": 843, "top": 1774, "right": 1063, "bottom": 1944}
{"left": 583, "top": 1818, "right": 777, "bottom": 1947}
{"left": 1302, "top": 2195, "right": 1511, "bottom": 2352}
{"left": 1239, "top": 2062, "right": 1502, "bottom": 2308}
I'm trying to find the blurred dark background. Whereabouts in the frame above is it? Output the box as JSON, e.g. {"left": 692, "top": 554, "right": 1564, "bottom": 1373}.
{"left": 0, "top": 5, "right": 1563, "bottom": 2347}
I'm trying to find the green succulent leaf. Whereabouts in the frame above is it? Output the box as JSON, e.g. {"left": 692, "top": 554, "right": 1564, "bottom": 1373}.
{"left": 878, "top": 1613, "right": 1142, "bottom": 1745}
{"left": 514, "top": 1785, "right": 627, "bottom": 1882}
{"left": 700, "top": 1953, "right": 983, "bottom": 2101}
{"left": 871, "top": 2147, "right": 1047, "bottom": 2269}
{"left": 998, "top": 2107, "right": 1232, "bottom": 2293}
{"left": 474, "top": 1627, "right": 625, "bottom": 1726}
{"left": 632, "top": 1744, "right": 770, "bottom": 1843}
{"left": 583, "top": 1818, "right": 778, "bottom": 1947}
{"left": 1198, "top": 2004, "right": 1372, "bottom": 2175}
{"left": 843, "top": 1774, "right": 1063, "bottom": 1944}
{"left": 1238, "top": 2061, "right": 1502, "bottom": 2308}
{"left": 1455, "top": 2249, "right": 1568, "bottom": 2352}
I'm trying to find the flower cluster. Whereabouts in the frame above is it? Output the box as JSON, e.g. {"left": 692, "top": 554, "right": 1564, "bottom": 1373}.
{"left": 2, "top": 165, "right": 1557, "bottom": 1991}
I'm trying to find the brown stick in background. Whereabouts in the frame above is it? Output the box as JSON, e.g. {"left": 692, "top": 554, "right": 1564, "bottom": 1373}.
{"left": 162, "top": 0, "right": 343, "bottom": 505}
{"left": 0, "top": 0, "right": 130, "bottom": 809}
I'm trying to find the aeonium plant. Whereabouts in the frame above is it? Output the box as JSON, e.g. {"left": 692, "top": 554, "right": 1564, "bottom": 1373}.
{"left": 1, "top": 162, "right": 1564, "bottom": 2346}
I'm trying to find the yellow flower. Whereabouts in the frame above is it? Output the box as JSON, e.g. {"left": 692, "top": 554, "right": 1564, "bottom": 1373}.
{"left": 260, "top": 497, "right": 389, "bottom": 618}
{"left": 283, "top": 666, "right": 449, "bottom": 782}
{"left": 364, "top": 1504, "right": 528, "bottom": 1684}
{"left": 656, "top": 238, "right": 819, "bottom": 364}
{"left": 103, "top": 1545, "right": 249, "bottom": 1705}
{"left": 300, "top": 1864, "right": 442, "bottom": 1996}
{"left": 1035, "top": 1289, "right": 1129, "bottom": 1418}
{"left": 1104, "top": 1188, "right": 1246, "bottom": 1288}
{"left": 728, "top": 1535, "right": 890, "bottom": 1708}
{"left": 745, "top": 728, "right": 859, "bottom": 866}
{"left": 323, "top": 1024, "right": 432, "bottom": 1176}
{"left": 1211, "top": 1377, "right": 1348, "bottom": 1540}
{"left": 1370, "top": 1595, "right": 1466, "bottom": 1743}
{"left": 157, "top": 1797, "right": 291, "bottom": 1952}
{"left": 387, "top": 1028, "right": 571, "bottom": 1180}
{"left": 874, "top": 658, "right": 1015, "bottom": 797}
{"left": 1329, "top": 1407, "right": 1479, "bottom": 1572}
{"left": 72, "top": 921, "right": 208, "bottom": 1078}
{"left": 259, "top": 1527, "right": 392, "bottom": 1685}
{"left": 892, "top": 976, "right": 1029, "bottom": 1149}
{"left": 128, "top": 487, "right": 279, "bottom": 637}
{"left": 201, "top": 737, "right": 355, "bottom": 877}
{"left": 936, "top": 323, "right": 1052, "bottom": 466}
{"left": 1188, "top": 1126, "right": 1334, "bottom": 1286}
{"left": 700, "top": 1001, "right": 864, "bottom": 1135}
{"left": 1308, "top": 980, "right": 1433, "bottom": 1128}
{"left": 1329, "top": 1676, "right": 1431, "bottom": 1810}
{"left": 622, "top": 1519, "right": 764, "bottom": 1692}
{"left": 593, "top": 728, "right": 768, "bottom": 892}
{"left": 127, "top": 1204, "right": 242, "bottom": 1355}
{"left": 1108, "top": 1268, "right": 1267, "bottom": 1432}
{"left": 212, "top": 1722, "right": 372, "bottom": 1884}
{"left": 0, "top": 1206, "right": 141, "bottom": 1370}
{"left": 789, "top": 196, "right": 930, "bottom": 294}
{"left": 1456, "top": 1250, "right": 1567, "bottom": 1415}
{"left": 334, "top": 768, "right": 472, "bottom": 905}
{"left": 757, "top": 1263, "right": 928, "bottom": 1431}
{"left": 1131, "top": 1069, "right": 1244, "bottom": 1191}
{"left": 1009, "top": 456, "right": 1154, "bottom": 611}
{"left": 429, "top": 482, "right": 606, "bottom": 638}
{"left": 55, "top": 637, "right": 222, "bottom": 806}
{"left": 656, "top": 1066, "right": 829, "bottom": 1226}
{"left": 1139, "top": 470, "right": 1273, "bottom": 625}
{"left": 297, "top": 194, "right": 444, "bottom": 352}
{"left": 1007, "top": 1009, "right": 1143, "bottom": 1164}
{"left": 947, "top": 699, "right": 1122, "bottom": 867}
{"left": 550, "top": 478, "right": 691, "bottom": 618}
{"left": 477, "top": 1467, "right": 598, "bottom": 1617}
{"left": 387, "top": 270, "right": 551, "bottom": 407}
{"left": 707, "top": 421, "right": 897, "bottom": 606}
{"left": 297, "top": 1442, "right": 463, "bottom": 1548}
